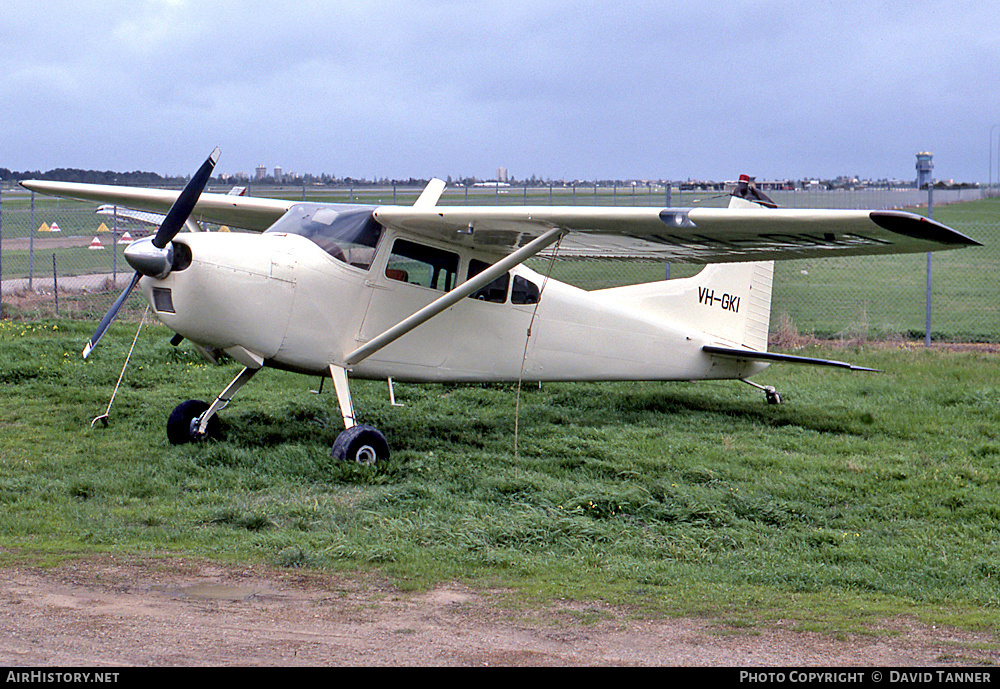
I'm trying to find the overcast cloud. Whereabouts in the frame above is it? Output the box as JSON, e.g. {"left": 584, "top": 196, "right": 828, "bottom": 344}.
{"left": 3, "top": 0, "right": 999, "bottom": 183}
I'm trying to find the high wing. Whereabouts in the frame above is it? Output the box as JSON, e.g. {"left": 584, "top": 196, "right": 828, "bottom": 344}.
{"left": 373, "top": 202, "right": 980, "bottom": 263}
{"left": 21, "top": 178, "right": 979, "bottom": 262}
{"left": 20, "top": 180, "right": 294, "bottom": 232}
{"left": 94, "top": 186, "right": 251, "bottom": 230}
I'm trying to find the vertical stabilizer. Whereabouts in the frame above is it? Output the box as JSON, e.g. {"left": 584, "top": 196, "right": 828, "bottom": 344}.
{"left": 592, "top": 258, "right": 774, "bottom": 350}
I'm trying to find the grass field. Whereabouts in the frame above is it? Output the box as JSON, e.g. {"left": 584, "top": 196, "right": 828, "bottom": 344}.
{"left": 770, "top": 199, "right": 1000, "bottom": 342}
{"left": 3, "top": 319, "right": 1000, "bottom": 636}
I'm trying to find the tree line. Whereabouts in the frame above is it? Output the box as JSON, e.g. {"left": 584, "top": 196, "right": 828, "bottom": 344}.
{"left": 1, "top": 168, "right": 186, "bottom": 186}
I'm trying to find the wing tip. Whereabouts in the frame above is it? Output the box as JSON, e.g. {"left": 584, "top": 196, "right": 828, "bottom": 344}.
{"left": 869, "top": 211, "right": 981, "bottom": 247}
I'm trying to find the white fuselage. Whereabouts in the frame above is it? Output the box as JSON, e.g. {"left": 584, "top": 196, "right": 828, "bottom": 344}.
{"left": 140, "top": 230, "right": 766, "bottom": 384}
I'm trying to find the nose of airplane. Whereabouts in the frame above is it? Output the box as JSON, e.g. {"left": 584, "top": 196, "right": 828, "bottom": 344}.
{"left": 80, "top": 148, "right": 220, "bottom": 359}
{"left": 124, "top": 236, "right": 174, "bottom": 279}
{"left": 141, "top": 232, "right": 297, "bottom": 365}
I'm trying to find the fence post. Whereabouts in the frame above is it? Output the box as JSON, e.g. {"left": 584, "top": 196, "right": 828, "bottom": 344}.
{"left": 112, "top": 205, "right": 118, "bottom": 285}
{"left": 29, "top": 191, "right": 35, "bottom": 291}
{"left": 925, "top": 182, "right": 934, "bottom": 346}
{"left": 52, "top": 254, "right": 59, "bottom": 317}
{"left": 0, "top": 179, "right": 4, "bottom": 296}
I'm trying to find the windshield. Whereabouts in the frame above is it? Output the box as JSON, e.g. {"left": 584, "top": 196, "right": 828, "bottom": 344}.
{"left": 265, "top": 203, "right": 383, "bottom": 269}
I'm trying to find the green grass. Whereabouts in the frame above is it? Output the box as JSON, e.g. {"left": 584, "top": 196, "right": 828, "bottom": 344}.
{"left": 3, "top": 319, "right": 1000, "bottom": 634}
{"left": 1, "top": 243, "right": 134, "bottom": 281}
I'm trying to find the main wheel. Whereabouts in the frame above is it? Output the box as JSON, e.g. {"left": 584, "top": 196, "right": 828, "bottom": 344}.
{"left": 332, "top": 424, "right": 390, "bottom": 465}
{"left": 167, "top": 400, "right": 221, "bottom": 445}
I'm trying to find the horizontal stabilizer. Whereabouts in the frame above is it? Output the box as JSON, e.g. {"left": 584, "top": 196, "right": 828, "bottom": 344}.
{"left": 703, "top": 345, "right": 880, "bottom": 372}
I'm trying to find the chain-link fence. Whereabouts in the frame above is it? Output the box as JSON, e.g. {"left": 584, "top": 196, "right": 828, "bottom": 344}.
{"left": 2, "top": 183, "right": 998, "bottom": 342}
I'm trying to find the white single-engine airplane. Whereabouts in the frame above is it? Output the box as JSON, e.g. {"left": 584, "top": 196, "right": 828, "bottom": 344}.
{"left": 21, "top": 150, "right": 980, "bottom": 464}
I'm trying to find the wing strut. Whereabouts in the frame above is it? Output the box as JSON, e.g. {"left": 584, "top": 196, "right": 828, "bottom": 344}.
{"left": 345, "top": 226, "right": 567, "bottom": 366}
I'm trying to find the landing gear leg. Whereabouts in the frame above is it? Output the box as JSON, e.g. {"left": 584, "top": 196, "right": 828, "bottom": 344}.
{"left": 167, "top": 366, "right": 259, "bottom": 444}
{"left": 328, "top": 364, "right": 391, "bottom": 465}
{"left": 741, "top": 378, "right": 783, "bottom": 405}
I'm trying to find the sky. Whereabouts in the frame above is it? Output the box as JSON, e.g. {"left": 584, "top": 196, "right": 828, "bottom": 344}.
{"left": 3, "top": 0, "right": 1000, "bottom": 184}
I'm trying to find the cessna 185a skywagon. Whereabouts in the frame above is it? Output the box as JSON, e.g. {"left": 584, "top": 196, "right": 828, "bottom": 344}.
{"left": 21, "top": 150, "right": 980, "bottom": 464}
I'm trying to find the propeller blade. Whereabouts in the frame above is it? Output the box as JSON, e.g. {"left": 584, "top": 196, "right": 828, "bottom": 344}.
{"left": 83, "top": 271, "right": 141, "bottom": 359}
{"left": 153, "top": 147, "right": 221, "bottom": 249}
{"left": 83, "top": 148, "right": 219, "bottom": 359}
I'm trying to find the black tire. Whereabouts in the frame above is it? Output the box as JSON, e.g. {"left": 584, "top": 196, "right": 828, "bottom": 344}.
{"left": 167, "top": 400, "right": 221, "bottom": 445}
{"left": 331, "top": 424, "right": 390, "bottom": 465}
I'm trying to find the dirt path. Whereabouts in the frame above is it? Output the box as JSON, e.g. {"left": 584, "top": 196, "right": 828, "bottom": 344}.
{"left": 1, "top": 555, "right": 996, "bottom": 667}
{"left": 3, "top": 236, "right": 107, "bottom": 251}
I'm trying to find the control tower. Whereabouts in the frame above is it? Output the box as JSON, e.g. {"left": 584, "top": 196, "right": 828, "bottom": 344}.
{"left": 916, "top": 152, "right": 933, "bottom": 188}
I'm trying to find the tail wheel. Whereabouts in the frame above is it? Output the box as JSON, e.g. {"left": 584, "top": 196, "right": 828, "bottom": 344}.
{"left": 167, "top": 399, "right": 221, "bottom": 445}
{"left": 332, "top": 424, "right": 390, "bottom": 465}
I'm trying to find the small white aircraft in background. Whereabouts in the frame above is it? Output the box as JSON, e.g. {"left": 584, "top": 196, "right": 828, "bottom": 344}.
{"left": 21, "top": 150, "right": 980, "bottom": 464}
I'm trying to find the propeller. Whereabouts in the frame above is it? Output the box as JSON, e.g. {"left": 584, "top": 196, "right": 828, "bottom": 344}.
{"left": 82, "top": 147, "right": 220, "bottom": 359}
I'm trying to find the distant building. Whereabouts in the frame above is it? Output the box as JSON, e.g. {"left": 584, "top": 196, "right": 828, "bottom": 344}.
{"left": 274, "top": 166, "right": 283, "bottom": 184}
{"left": 255, "top": 165, "right": 267, "bottom": 181}
{"left": 916, "top": 152, "right": 933, "bottom": 188}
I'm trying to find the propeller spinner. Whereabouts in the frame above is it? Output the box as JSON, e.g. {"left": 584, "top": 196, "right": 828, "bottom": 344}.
{"left": 82, "top": 147, "right": 220, "bottom": 359}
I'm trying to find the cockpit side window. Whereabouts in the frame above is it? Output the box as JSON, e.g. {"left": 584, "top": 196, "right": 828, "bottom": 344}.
{"left": 466, "top": 259, "right": 509, "bottom": 303}
{"left": 385, "top": 239, "right": 459, "bottom": 291}
{"left": 264, "top": 204, "right": 383, "bottom": 269}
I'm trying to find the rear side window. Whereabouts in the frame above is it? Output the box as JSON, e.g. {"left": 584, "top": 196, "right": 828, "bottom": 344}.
{"left": 511, "top": 275, "right": 540, "bottom": 304}
{"left": 385, "top": 239, "right": 459, "bottom": 291}
{"left": 466, "top": 259, "right": 509, "bottom": 303}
